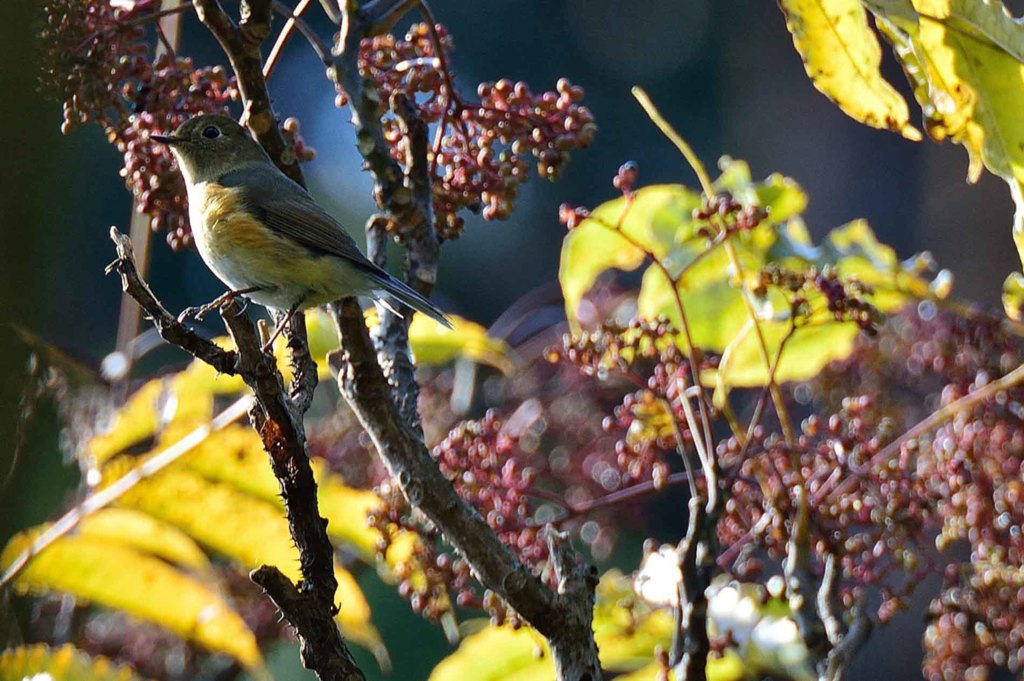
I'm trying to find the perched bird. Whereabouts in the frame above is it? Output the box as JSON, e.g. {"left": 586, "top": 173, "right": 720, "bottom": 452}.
{"left": 152, "top": 113, "right": 450, "bottom": 344}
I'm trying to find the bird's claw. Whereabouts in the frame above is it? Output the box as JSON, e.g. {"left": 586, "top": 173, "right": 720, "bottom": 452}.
{"left": 177, "top": 289, "right": 257, "bottom": 324}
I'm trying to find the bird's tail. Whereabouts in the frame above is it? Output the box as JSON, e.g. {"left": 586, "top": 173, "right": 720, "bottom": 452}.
{"left": 372, "top": 272, "right": 453, "bottom": 329}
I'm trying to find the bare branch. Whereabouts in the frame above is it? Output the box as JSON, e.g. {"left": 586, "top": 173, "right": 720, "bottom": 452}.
{"left": 785, "top": 486, "right": 827, "bottom": 657}
{"left": 284, "top": 311, "right": 319, "bottom": 413}
{"left": 324, "top": 5, "right": 600, "bottom": 677}
{"left": 106, "top": 229, "right": 238, "bottom": 374}
{"left": 251, "top": 566, "right": 364, "bottom": 681}
{"left": 191, "top": 0, "right": 304, "bottom": 184}
{"left": 109, "top": 228, "right": 364, "bottom": 681}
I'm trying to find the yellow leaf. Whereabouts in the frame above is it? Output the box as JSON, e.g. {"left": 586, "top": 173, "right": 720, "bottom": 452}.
{"left": 86, "top": 361, "right": 237, "bottom": 467}
{"left": 1004, "top": 271, "right": 1024, "bottom": 320}
{"left": 870, "top": 0, "right": 1024, "bottom": 265}
{"left": 174, "top": 421, "right": 433, "bottom": 591}
{"left": 0, "top": 530, "right": 262, "bottom": 668}
{"left": 0, "top": 644, "right": 150, "bottom": 681}
{"left": 105, "top": 462, "right": 386, "bottom": 661}
{"left": 428, "top": 625, "right": 551, "bottom": 681}
{"left": 300, "top": 307, "right": 515, "bottom": 375}
{"left": 75, "top": 508, "right": 211, "bottom": 571}
{"left": 429, "top": 571, "right": 680, "bottom": 680}
{"left": 560, "top": 185, "right": 702, "bottom": 333}
{"left": 613, "top": 652, "right": 745, "bottom": 681}
{"left": 779, "top": 0, "right": 921, "bottom": 139}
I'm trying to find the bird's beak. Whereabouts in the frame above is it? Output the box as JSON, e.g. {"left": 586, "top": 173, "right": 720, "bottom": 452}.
{"left": 150, "top": 134, "right": 183, "bottom": 145}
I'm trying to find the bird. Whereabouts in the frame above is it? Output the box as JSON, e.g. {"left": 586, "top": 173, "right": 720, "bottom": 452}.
{"left": 151, "top": 113, "right": 451, "bottom": 347}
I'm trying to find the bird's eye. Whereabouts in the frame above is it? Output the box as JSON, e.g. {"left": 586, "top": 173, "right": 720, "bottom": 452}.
{"left": 201, "top": 126, "right": 221, "bottom": 139}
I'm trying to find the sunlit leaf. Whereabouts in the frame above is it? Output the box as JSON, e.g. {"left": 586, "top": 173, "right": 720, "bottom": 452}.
{"left": 714, "top": 320, "right": 860, "bottom": 390}
{"left": 86, "top": 362, "right": 240, "bottom": 468}
{"left": 75, "top": 508, "right": 211, "bottom": 572}
{"left": 0, "top": 644, "right": 150, "bottom": 681}
{"left": 0, "top": 530, "right": 262, "bottom": 668}
{"left": 104, "top": 461, "right": 385, "bottom": 661}
{"left": 301, "top": 308, "right": 516, "bottom": 375}
{"left": 868, "top": 0, "right": 1024, "bottom": 265}
{"left": 427, "top": 625, "right": 551, "bottom": 681}
{"left": 714, "top": 157, "right": 809, "bottom": 224}
{"left": 174, "top": 421, "right": 431, "bottom": 590}
{"left": 560, "top": 185, "right": 702, "bottom": 332}
{"left": 428, "top": 571, "right": 681, "bottom": 680}
{"left": 777, "top": 219, "right": 952, "bottom": 309}
{"left": 613, "top": 653, "right": 745, "bottom": 681}
{"left": 365, "top": 309, "right": 517, "bottom": 375}
{"left": 778, "top": 0, "right": 921, "bottom": 139}
{"left": 1004, "top": 271, "right": 1024, "bottom": 320}
{"left": 637, "top": 266, "right": 752, "bottom": 353}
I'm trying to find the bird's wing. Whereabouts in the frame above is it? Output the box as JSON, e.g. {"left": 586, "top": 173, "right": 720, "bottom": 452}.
{"left": 218, "top": 164, "right": 377, "bottom": 271}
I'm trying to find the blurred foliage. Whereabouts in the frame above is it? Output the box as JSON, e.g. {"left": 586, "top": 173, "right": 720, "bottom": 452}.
{"left": 560, "top": 158, "right": 950, "bottom": 390}
{"left": 2, "top": 309, "right": 512, "bottom": 674}
{"left": 1, "top": 644, "right": 150, "bottom": 681}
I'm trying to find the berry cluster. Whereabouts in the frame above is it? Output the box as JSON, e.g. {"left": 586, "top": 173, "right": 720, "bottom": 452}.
{"left": 758, "top": 264, "right": 882, "bottom": 334}
{"left": 554, "top": 320, "right": 710, "bottom": 489}
{"left": 41, "top": 0, "right": 238, "bottom": 249}
{"left": 924, "top": 566, "right": 1024, "bottom": 680}
{"left": 692, "top": 192, "right": 768, "bottom": 234}
{"left": 366, "top": 480, "right": 470, "bottom": 622}
{"left": 719, "top": 394, "right": 933, "bottom": 622}
{"left": 808, "top": 307, "right": 1024, "bottom": 673}
{"left": 432, "top": 411, "right": 546, "bottom": 566}
{"left": 353, "top": 23, "right": 596, "bottom": 239}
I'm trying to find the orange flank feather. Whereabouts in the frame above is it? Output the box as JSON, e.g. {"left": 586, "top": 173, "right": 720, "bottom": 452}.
{"left": 189, "top": 182, "right": 361, "bottom": 309}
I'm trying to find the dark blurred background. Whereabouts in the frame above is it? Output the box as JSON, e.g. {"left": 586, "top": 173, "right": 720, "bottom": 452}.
{"left": 3, "top": 1, "right": 1024, "bottom": 679}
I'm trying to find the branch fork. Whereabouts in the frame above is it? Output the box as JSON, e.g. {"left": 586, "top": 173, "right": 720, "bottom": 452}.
{"left": 108, "top": 228, "right": 364, "bottom": 681}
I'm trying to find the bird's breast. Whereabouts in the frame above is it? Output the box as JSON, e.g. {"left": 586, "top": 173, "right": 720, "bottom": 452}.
{"left": 185, "top": 181, "right": 360, "bottom": 310}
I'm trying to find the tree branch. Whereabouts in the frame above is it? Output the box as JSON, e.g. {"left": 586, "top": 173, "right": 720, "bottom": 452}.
{"left": 108, "top": 230, "right": 365, "bottom": 681}
{"left": 365, "top": 93, "right": 438, "bottom": 427}
{"left": 323, "top": 4, "right": 600, "bottom": 678}
{"left": 191, "top": 0, "right": 304, "bottom": 183}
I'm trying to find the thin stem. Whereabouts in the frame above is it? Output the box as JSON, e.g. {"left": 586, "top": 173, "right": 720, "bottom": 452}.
{"left": 826, "top": 359, "right": 1024, "bottom": 502}
{"left": 265, "top": 0, "right": 325, "bottom": 78}
{"left": 663, "top": 396, "right": 700, "bottom": 499}
{"left": 114, "top": 0, "right": 183, "bottom": 394}
{"left": 721, "top": 239, "right": 796, "bottom": 445}
{"left": 632, "top": 87, "right": 715, "bottom": 198}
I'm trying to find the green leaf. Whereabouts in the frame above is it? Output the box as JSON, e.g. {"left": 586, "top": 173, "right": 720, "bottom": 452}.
{"left": 1003, "top": 271, "right": 1024, "bottom": 320}
{"left": 714, "top": 320, "right": 860, "bottom": 388}
{"left": 560, "top": 185, "right": 702, "bottom": 332}
{"left": 1, "top": 530, "right": 262, "bottom": 668}
{"left": 868, "top": 0, "right": 1024, "bottom": 266}
{"left": 637, "top": 265, "right": 752, "bottom": 352}
{"left": 778, "top": 0, "right": 921, "bottom": 139}
{"left": 772, "top": 219, "right": 951, "bottom": 310}
{"left": 0, "top": 645, "right": 151, "bottom": 681}
{"left": 715, "top": 157, "right": 809, "bottom": 224}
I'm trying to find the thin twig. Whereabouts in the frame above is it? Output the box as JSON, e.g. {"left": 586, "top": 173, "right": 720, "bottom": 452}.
{"left": 114, "top": 0, "right": 183, "bottom": 393}
{"left": 265, "top": 0, "right": 327, "bottom": 77}
{"left": 825, "top": 359, "right": 1024, "bottom": 502}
